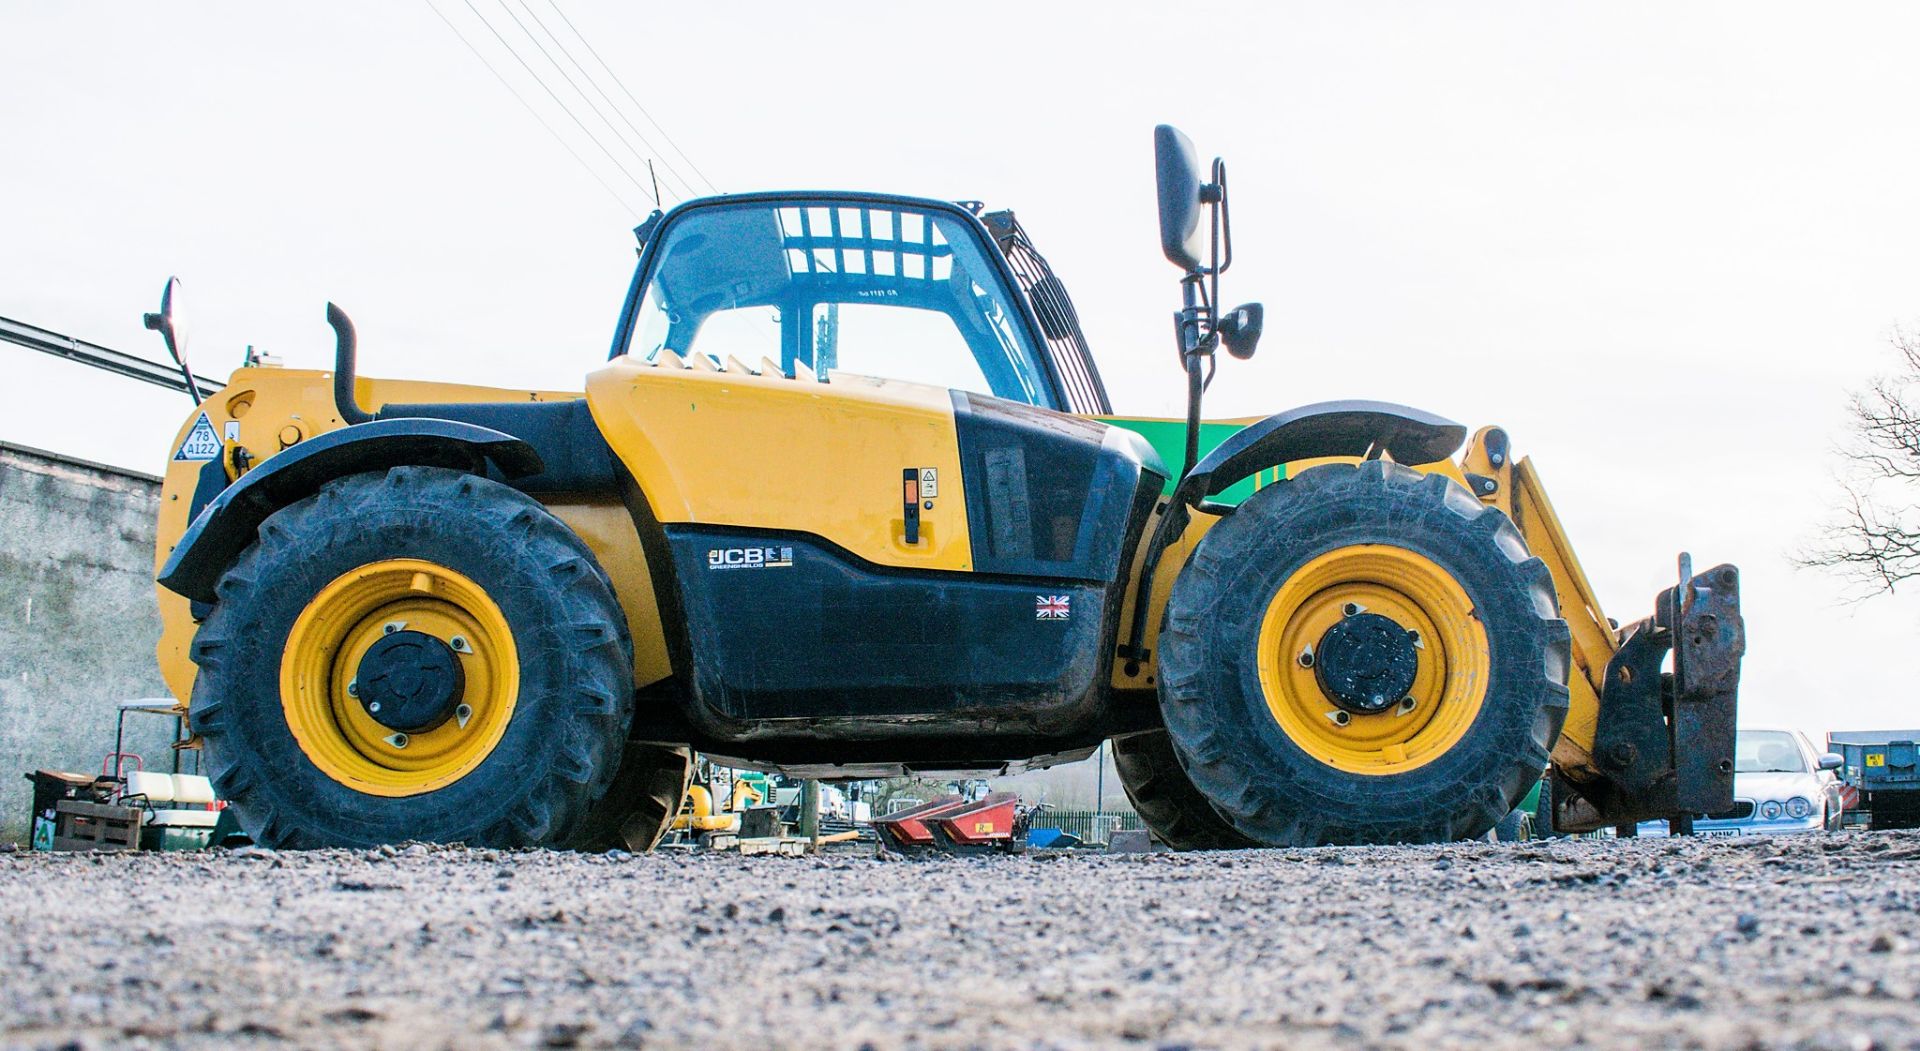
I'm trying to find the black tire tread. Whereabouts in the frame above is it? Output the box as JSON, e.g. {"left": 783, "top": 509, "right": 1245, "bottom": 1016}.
{"left": 1112, "top": 730, "right": 1260, "bottom": 851}
{"left": 1157, "top": 460, "right": 1571, "bottom": 848}
{"left": 564, "top": 743, "right": 693, "bottom": 852}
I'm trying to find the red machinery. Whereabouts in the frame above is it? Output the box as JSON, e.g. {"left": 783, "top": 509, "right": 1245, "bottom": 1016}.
{"left": 872, "top": 792, "right": 1030, "bottom": 854}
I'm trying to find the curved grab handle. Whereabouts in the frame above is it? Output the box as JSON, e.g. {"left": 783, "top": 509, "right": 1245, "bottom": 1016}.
{"left": 328, "top": 302, "right": 374, "bottom": 425}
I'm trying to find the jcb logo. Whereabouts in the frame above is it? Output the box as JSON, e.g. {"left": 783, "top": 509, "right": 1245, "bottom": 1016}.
{"left": 707, "top": 546, "right": 795, "bottom": 571}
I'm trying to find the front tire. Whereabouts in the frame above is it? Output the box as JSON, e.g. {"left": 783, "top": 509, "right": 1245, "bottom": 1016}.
{"left": 189, "top": 466, "right": 634, "bottom": 849}
{"left": 1157, "top": 460, "right": 1570, "bottom": 847}
{"left": 1112, "top": 731, "right": 1258, "bottom": 851}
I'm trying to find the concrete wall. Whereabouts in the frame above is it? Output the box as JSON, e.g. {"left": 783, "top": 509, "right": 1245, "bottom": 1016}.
{"left": 0, "top": 442, "right": 176, "bottom": 843}
{"left": 991, "top": 744, "right": 1135, "bottom": 812}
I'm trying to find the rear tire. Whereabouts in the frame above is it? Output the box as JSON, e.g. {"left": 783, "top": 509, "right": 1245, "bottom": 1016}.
{"left": 565, "top": 742, "right": 693, "bottom": 852}
{"left": 1157, "top": 460, "right": 1570, "bottom": 847}
{"left": 1112, "top": 731, "right": 1259, "bottom": 851}
{"left": 189, "top": 466, "right": 634, "bottom": 849}
{"left": 1492, "top": 806, "right": 1534, "bottom": 842}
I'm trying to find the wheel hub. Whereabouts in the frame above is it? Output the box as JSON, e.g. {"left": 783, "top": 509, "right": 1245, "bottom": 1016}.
{"left": 1313, "top": 611, "right": 1419, "bottom": 715}
{"left": 354, "top": 629, "right": 465, "bottom": 733}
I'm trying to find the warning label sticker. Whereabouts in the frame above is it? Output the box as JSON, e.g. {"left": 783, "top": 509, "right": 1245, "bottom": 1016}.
{"left": 919, "top": 467, "right": 938, "bottom": 498}
{"left": 174, "top": 413, "right": 223, "bottom": 462}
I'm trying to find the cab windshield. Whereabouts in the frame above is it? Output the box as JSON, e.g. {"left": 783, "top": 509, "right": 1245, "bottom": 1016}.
{"left": 1735, "top": 730, "right": 1806, "bottom": 774}
{"left": 624, "top": 199, "right": 1054, "bottom": 407}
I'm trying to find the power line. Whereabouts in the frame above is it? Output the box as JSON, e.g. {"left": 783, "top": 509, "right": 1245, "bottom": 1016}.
{"left": 540, "top": 0, "right": 721, "bottom": 196}
{"left": 423, "top": 0, "right": 645, "bottom": 215}
{"left": 493, "top": 0, "right": 697, "bottom": 204}
{"left": 506, "top": 0, "right": 702, "bottom": 204}
{"left": 453, "top": 0, "right": 661, "bottom": 206}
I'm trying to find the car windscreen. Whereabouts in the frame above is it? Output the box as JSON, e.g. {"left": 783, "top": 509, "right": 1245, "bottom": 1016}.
{"left": 625, "top": 200, "right": 1054, "bottom": 407}
{"left": 1735, "top": 730, "right": 1806, "bottom": 773}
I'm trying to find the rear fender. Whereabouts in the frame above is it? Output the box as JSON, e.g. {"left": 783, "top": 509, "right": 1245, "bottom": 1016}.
{"left": 156, "top": 418, "right": 541, "bottom": 604}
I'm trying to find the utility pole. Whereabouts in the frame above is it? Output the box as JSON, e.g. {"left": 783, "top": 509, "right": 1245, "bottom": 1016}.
{"left": 799, "top": 779, "right": 821, "bottom": 848}
{"left": 1094, "top": 740, "right": 1107, "bottom": 814}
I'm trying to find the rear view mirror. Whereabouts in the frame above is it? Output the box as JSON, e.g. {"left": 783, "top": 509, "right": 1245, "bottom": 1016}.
{"left": 143, "top": 276, "right": 189, "bottom": 369}
{"left": 142, "top": 276, "right": 202, "bottom": 405}
{"left": 1154, "top": 125, "right": 1207, "bottom": 272}
{"left": 1819, "top": 752, "right": 1844, "bottom": 771}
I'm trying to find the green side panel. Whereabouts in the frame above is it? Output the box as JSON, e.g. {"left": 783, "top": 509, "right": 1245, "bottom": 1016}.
{"left": 1096, "top": 417, "right": 1285, "bottom": 504}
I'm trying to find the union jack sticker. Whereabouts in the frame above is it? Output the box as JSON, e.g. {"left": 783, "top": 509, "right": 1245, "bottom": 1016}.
{"left": 1035, "top": 595, "right": 1071, "bottom": 621}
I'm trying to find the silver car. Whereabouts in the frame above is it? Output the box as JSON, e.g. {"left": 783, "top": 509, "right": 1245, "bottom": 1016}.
{"left": 1637, "top": 728, "right": 1845, "bottom": 836}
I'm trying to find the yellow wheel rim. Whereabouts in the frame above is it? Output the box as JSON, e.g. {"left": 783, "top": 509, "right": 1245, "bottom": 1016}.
{"left": 1254, "top": 544, "right": 1488, "bottom": 776}
{"left": 280, "top": 558, "right": 518, "bottom": 796}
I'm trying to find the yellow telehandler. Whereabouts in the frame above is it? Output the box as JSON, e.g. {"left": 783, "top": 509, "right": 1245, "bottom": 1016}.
{"left": 144, "top": 126, "right": 1742, "bottom": 850}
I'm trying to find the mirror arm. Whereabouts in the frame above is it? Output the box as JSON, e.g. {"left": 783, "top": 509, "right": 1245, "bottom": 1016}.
{"left": 143, "top": 310, "right": 203, "bottom": 407}
{"left": 1183, "top": 348, "right": 1206, "bottom": 477}
{"left": 1213, "top": 159, "right": 1232, "bottom": 275}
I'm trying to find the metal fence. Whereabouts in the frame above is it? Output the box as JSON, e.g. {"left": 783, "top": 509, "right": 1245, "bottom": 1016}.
{"left": 1029, "top": 809, "right": 1145, "bottom": 845}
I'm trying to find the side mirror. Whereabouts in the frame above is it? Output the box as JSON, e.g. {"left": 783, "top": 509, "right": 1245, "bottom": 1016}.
{"left": 1818, "top": 752, "right": 1844, "bottom": 772}
{"left": 143, "top": 276, "right": 188, "bottom": 370}
{"left": 1218, "top": 302, "right": 1264, "bottom": 360}
{"left": 1154, "top": 125, "right": 1207, "bottom": 272}
{"left": 142, "top": 276, "right": 202, "bottom": 405}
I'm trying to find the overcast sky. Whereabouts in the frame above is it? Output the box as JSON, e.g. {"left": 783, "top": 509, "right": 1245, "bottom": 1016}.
{"left": 5, "top": 3, "right": 1920, "bottom": 745}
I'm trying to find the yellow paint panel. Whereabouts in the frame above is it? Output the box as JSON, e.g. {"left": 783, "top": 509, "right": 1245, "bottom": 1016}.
{"left": 586, "top": 357, "right": 972, "bottom": 571}
{"left": 545, "top": 502, "right": 673, "bottom": 689}
{"left": 154, "top": 368, "right": 664, "bottom": 706}
{"left": 1460, "top": 427, "right": 1616, "bottom": 775}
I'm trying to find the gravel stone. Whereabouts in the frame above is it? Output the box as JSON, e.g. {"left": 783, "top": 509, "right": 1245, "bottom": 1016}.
{"left": 1, "top": 831, "right": 1918, "bottom": 1049}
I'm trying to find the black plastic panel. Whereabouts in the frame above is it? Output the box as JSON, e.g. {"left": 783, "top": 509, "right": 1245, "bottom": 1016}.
{"left": 952, "top": 392, "right": 1164, "bottom": 581}
{"left": 667, "top": 526, "right": 1109, "bottom": 741}
{"left": 378, "top": 398, "right": 617, "bottom": 495}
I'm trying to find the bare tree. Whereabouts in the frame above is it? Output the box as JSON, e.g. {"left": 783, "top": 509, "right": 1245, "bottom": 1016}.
{"left": 1802, "top": 328, "right": 1920, "bottom": 594}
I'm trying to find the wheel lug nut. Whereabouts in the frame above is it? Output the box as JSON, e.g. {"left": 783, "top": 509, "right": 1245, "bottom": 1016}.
{"left": 1297, "top": 647, "right": 1315, "bottom": 668}
{"left": 449, "top": 635, "right": 472, "bottom": 654}
{"left": 384, "top": 732, "right": 408, "bottom": 749}
{"left": 346, "top": 679, "right": 358, "bottom": 697}
{"left": 1326, "top": 710, "right": 1351, "bottom": 727}
{"left": 1395, "top": 697, "right": 1417, "bottom": 716}
{"left": 1342, "top": 602, "right": 1363, "bottom": 618}
{"left": 455, "top": 703, "right": 474, "bottom": 729}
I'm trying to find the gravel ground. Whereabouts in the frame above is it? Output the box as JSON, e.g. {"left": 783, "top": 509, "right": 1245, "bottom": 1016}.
{"left": 3, "top": 831, "right": 1919, "bottom": 1051}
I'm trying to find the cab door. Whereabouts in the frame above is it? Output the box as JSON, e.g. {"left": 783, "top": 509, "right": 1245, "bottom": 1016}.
{"left": 586, "top": 196, "right": 1160, "bottom": 745}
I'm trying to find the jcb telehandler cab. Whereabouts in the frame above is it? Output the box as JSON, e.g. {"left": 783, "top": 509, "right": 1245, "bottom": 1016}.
{"left": 147, "top": 126, "right": 1743, "bottom": 850}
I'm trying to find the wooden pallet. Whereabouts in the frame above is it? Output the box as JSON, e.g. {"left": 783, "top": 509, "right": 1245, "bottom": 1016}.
{"left": 736, "top": 836, "right": 808, "bottom": 857}
{"left": 52, "top": 800, "right": 141, "bottom": 852}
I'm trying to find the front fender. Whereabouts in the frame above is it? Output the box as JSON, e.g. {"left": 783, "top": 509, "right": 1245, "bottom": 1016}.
{"left": 157, "top": 418, "right": 542, "bottom": 604}
{"left": 1187, "top": 399, "right": 1467, "bottom": 500}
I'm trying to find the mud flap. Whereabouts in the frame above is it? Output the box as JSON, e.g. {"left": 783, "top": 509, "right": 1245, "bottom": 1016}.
{"left": 1552, "top": 558, "right": 1743, "bottom": 833}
